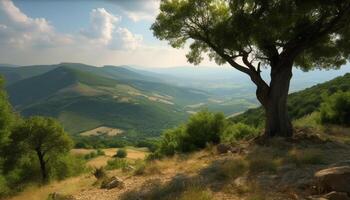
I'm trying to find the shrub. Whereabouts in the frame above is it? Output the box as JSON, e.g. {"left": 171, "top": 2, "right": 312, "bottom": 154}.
{"left": 183, "top": 111, "right": 225, "bottom": 150}
{"left": 48, "top": 154, "right": 87, "bottom": 180}
{"left": 221, "top": 123, "right": 258, "bottom": 143}
{"left": 157, "top": 111, "right": 226, "bottom": 156}
{"left": 105, "top": 158, "right": 128, "bottom": 170}
{"left": 320, "top": 91, "right": 350, "bottom": 125}
{"left": 96, "top": 149, "right": 105, "bottom": 156}
{"left": 115, "top": 149, "right": 127, "bottom": 158}
{"left": 133, "top": 159, "right": 146, "bottom": 176}
{"left": 92, "top": 167, "right": 107, "bottom": 180}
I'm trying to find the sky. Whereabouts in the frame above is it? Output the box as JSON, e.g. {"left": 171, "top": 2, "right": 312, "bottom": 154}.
{"left": 0, "top": 0, "right": 217, "bottom": 67}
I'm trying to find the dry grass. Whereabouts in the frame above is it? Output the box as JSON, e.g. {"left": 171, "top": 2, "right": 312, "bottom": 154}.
{"left": 7, "top": 176, "right": 94, "bottom": 200}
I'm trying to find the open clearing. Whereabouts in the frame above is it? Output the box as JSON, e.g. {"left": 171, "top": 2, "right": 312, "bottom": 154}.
{"left": 79, "top": 126, "right": 124, "bottom": 137}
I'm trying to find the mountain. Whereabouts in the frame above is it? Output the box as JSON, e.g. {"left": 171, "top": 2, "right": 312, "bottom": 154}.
{"left": 5, "top": 63, "right": 208, "bottom": 135}
{"left": 0, "top": 65, "right": 57, "bottom": 85}
{"left": 231, "top": 73, "right": 350, "bottom": 127}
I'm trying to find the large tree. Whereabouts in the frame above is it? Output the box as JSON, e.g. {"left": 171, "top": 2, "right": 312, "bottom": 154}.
{"left": 6, "top": 117, "right": 72, "bottom": 182}
{"left": 152, "top": 0, "right": 350, "bottom": 137}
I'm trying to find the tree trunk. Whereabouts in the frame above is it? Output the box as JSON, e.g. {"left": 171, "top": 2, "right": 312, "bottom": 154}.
{"left": 36, "top": 150, "right": 47, "bottom": 182}
{"left": 257, "top": 62, "right": 293, "bottom": 137}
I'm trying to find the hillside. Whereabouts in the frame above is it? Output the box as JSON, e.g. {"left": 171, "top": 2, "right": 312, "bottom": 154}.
{"left": 0, "top": 65, "right": 57, "bottom": 85}
{"left": 5, "top": 64, "right": 209, "bottom": 135}
{"left": 231, "top": 73, "right": 350, "bottom": 127}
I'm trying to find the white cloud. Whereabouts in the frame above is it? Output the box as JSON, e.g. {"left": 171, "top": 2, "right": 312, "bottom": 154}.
{"left": 0, "top": 0, "right": 71, "bottom": 48}
{"left": 80, "top": 8, "right": 143, "bottom": 50}
{"left": 109, "top": 0, "right": 160, "bottom": 22}
{"left": 0, "top": 0, "right": 217, "bottom": 67}
{"left": 81, "top": 8, "right": 120, "bottom": 45}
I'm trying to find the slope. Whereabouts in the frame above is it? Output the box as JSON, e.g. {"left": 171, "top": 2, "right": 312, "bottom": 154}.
{"left": 231, "top": 73, "right": 350, "bottom": 127}
{"left": 6, "top": 64, "right": 208, "bottom": 135}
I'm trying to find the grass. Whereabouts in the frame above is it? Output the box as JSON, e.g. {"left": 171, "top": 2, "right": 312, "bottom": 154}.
{"left": 285, "top": 148, "right": 325, "bottom": 166}
{"left": 105, "top": 158, "right": 129, "bottom": 170}
{"left": 7, "top": 176, "right": 94, "bottom": 200}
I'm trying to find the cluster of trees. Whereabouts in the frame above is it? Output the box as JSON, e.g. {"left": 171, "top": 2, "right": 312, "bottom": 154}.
{"left": 0, "top": 78, "right": 85, "bottom": 196}
{"left": 150, "top": 110, "right": 258, "bottom": 158}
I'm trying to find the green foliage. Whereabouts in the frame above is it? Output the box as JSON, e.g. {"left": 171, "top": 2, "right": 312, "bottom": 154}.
{"left": 2, "top": 116, "right": 74, "bottom": 187}
{"left": 133, "top": 159, "right": 146, "bottom": 176}
{"left": 157, "top": 111, "right": 226, "bottom": 156}
{"left": 0, "top": 77, "right": 15, "bottom": 147}
{"left": 221, "top": 123, "right": 258, "bottom": 143}
{"left": 152, "top": 0, "right": 350, "bottom": 70}
{"left": 105, "top": 158, "right": 129, "bottom": 170}
{"left": 115, "top": 149, "right": 127, "bottom": 158}
{"left": 48, "top": 154, "right": 87, "bottom": 181}
{"left": 320, "top": 91, "right": 350, "bottom": 125}
{"left": 92, "top": 167, "right": 107, "bottom": 180}
{"left": 84, "top": 149, "right": 105, "bottom": 160}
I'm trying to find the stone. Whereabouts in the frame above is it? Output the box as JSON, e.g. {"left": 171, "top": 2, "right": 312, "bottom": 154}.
{"left": 233, "top": 176, "right": 248, "bottom": 187}
{"left": 315, "top": 166, "right": 350, "bottom": 193}
{"left": 216, "top": 143, "right": 231, "bottom": 154}
{"left": 323, "top": 191, "right": 350, "bottom": 200}
{"left": 101, "top": 176, "right": 124, "bottom": 189}
{"left": 48, "top": 192, "right": 76, "bottom": 200}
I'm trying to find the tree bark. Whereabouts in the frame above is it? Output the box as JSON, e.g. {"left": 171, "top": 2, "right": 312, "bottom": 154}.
{"left": 255, "top": 61, "right": 293, "bottom": 137}
{"left": 266, "top": 62, "right": 293, "bottom": 137}
{"left": 36, "top": 150, "right": 47, "bottom": 182}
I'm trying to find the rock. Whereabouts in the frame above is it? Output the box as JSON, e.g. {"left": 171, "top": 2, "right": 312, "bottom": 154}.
{"left": 101, "top": 176, "right": 124, "bottom": 189}
{"left": 216, "top": 143, "right": 231, "bottom": 154}
{"left": 323, "top": 191, "right": 350, "bottom": 200}
{"left": 48, "top": 192, "right": 76, "bottom": 200}
{"left": 315, "top": 166, "right": 350, "bottom": 193}
{"left": 233, "top": 176, "right": 248, "bottom": 187}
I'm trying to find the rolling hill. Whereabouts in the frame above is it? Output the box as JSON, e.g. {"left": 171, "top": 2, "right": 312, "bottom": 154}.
{"left": 231, "top": 73, "right": 350, "bottom": 127}
{"left": 5, "top": 63, "right": 209, "bottom": 136}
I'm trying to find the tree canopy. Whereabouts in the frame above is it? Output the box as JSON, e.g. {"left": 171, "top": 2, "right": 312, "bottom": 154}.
{"left": 152, "top": 0, "right": 350, "bottom": 137}
{"left": 5, "top": 116, "right": 73, "bottom": 181}
{"left": 152, "top": 0, "right": 350, "bottom": 71}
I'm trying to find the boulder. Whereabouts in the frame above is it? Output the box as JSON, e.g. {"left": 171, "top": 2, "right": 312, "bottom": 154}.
{"left": 216, "top": 143, "right": 231, "bottom": 154}
{"left": 101, "top": 176, "right": 124, "bottom": 189}
{"left": 323, "top": 191, "right": 350, "bottom": 200}
{"left": 315, "top": 166, "right": 350, "bottom": 193}
{"left": 48, "top": 192, "right": 76, "bottom": 200}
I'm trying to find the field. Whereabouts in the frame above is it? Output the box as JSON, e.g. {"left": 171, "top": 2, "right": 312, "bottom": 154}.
{"left": 79, "top": 126, "right": 124, "bottom": 137}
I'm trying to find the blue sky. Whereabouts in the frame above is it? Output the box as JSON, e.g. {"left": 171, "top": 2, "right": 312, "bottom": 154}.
{"left": 0, "top": 0, "right": 208, "bottom": 67}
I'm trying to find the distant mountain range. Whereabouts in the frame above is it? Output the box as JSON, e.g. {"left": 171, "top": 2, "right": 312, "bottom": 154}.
{"left": 1, "top": 63, "right": 349, "bottom": 136}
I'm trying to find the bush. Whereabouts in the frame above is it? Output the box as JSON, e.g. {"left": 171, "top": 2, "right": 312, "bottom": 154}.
{"left": 115, "top": 149, "right": 127, "bottom": 158}
{"left": 221, "top": 123, "right": 258, "bottom": 143}
{"left": 92, "top": 167, "right": 106, "bottom": 180}
{"left": 133, "top": 159, "right": 146, "bottom": 176}
{"left": 157, "top": 111, "right": 226, "bottom": 156}
{"left": 320, "top": 91, "right": 350, "bottom": 125}
{"left": 105, "top": 158, "right": 128, "bottom": 170}
{"left": 48, "top": 154, "right": 87, "bottom": 180}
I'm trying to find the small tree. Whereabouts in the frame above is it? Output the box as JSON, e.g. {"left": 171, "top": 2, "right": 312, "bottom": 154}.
{"left": 152, "top": 0, "right": 350, "bottom": 137}
{"left": 7, "top": 116, "right": 73, "bottom": 182}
